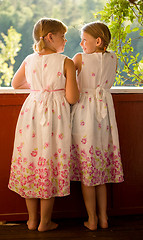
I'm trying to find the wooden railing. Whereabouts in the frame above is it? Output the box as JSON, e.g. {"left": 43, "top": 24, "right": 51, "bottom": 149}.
{"left": 0, "top": 88, "right": 143, "bottom": 221}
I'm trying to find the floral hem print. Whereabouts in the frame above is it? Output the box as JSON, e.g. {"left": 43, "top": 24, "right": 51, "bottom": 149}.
{"left": 70, "top": 144, "right": 123, "bottom": 186}
{"left": 8, "top": 156, "right": 70, "bottom": 199}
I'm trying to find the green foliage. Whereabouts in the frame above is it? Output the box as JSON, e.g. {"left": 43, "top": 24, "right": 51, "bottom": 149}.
{"left": 0, "top": 0, "right": 106, "bottom": 87}
{"left": 95, "top": 0, "right": 143, "bottom": 86}
{"left": 0, "top": 0, "right": 143, "bottom": 87}
{"left": 0, "top": 27, "right": 21, "bottom": 86}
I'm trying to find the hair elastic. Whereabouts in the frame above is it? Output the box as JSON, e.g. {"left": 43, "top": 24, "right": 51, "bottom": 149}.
{"left": 40, "top": 36, "right": 44, "bottom": 40}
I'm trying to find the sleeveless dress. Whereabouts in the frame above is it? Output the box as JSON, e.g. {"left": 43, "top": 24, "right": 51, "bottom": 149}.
{"left": 8, "top": 53, "right": 71, "bottom": 199}
{"left": 70, "top": 52, "right": 124, "bottom": 186}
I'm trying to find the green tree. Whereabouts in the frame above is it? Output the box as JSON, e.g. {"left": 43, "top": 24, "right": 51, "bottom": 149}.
{"left": 0, "top": 27, "right": 21, "bottom": 86}
{"left": 96, "top": 0, "right": 143, "bottom": 86}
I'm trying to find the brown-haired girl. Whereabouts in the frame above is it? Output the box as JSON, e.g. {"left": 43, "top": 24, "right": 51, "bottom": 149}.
{"left": 8, "top": 18, "right": 79, "bottom": 232}
{"left": 70, "top": 22, "right": 124, "bottom": 230}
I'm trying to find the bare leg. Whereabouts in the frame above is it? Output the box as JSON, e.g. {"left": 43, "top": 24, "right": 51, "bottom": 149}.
{"left": 25, "top": 198, "right": 39, "bottom": 230}
{"left": 81, "top": 183, "right": 97, "bottom": 230}
{"left": 96, "top": 184, "right": 108, "bottom": 229}
{"left": 38, "top": 197, "right": 58, "bottom": 232}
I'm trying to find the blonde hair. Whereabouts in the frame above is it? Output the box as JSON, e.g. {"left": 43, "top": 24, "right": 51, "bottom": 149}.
{"left": 33, "top": 18, "right": 67, "bottom": 53}
{"left": 82, "top": 22, "right": 111, "bottom": 51}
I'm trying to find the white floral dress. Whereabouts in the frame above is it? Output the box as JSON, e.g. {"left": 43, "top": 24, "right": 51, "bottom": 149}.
{"left": 70, "top": 52, "right": 124, "bottom": 186}
{"left": 8, "top": 53, "right": 71, "bottom": 199}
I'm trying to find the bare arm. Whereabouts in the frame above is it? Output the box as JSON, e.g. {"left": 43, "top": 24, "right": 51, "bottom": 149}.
{"left": 64, "top": 57, "right": 79, "bottom": 105}
{"left": 12, "top": 61, "right": 30, "bottom": 89}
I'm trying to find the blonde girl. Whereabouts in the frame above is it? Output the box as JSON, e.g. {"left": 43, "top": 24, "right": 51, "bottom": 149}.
{"left": 70, "top": 22, "right": 124, "bottom": 230}
{"left": 8, "top": 18, "right": 79, "bottom": 232}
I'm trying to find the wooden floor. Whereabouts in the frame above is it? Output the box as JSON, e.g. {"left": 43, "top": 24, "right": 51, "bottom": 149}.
{"left": 0, "top": 215, "right": 143, "bottom": 240}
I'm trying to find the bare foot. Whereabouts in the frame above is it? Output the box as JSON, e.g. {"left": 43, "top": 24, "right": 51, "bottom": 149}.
{"left": 84, "top": 221, "right": 97, "bottom": 231}
{"left": 27, "top": 220, "right": 39, "bottom": 230}
{"left": 38, "top": 221, "right": 58, "bottom": 232}
{"left": 98, "top": 217, "right": 108, "bottom": 229}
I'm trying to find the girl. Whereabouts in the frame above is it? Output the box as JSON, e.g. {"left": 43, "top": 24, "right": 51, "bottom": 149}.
{"left": 70, "top": 22, "right": 124, "bottom": 230}
{"left": 8, "top": 18, "right": 79, "bottom": 232}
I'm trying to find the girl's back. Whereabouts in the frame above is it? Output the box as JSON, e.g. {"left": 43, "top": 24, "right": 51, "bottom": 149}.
{"left": 71, "top": 50, "right": 123, "bottom": 186}
{"left": 8, "top": 52, "right": 72, "bottom": 199}
{"left": 25, "top": 53, "right": 66, "bottom": 90}
{"left": 78, "top": 51, "right": 117, "bottom": 90}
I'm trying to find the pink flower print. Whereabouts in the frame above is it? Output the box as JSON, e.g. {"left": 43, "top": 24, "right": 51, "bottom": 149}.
{"left": 89, "top": 146, "right": 94, "bottom": 155}
{"left": 44, "top": 63, "right": 47, "bottom": 68}
{"left": 57, "top": 72, "right": 62, "bottom": 77}
{"left": 89, "top": 97, "right": 91, "bottom": 102}
{"left": 58, "top": 148, "right": 61, "bottom": 153}
{"left": 17, "top": 157, "right": 22, "bottom": 165}
{"left": 45, "top": 107, "right": 48, "bottom": 113}
{"left": 38, "top": 157, "right": 46, "bottom": 167}
{"left": 104, "top": 176, "right": 108, "bottom": 182}
{"left": 61, "top": 170, "right": 68, "bottom": 179}
{"left": 28, "top": 162, "right": 35, "bottom": 171}
{"left": 31, "top": 149, "right": 38, "bottom": 157}
{"left": 73, "top": 167, "right": 80, "bottom": 176}
{"left": 71, "top": 144, "right": 75, "bottom": 151}
{"left": 104, "top": 152, "right": 108, "bottom": 159}
{"left": 53, "top": 167, "right": 58, "bottom": 177}
{"left": 59, "top": 133, "right": 64, "bottom": 140}
{"left": 92, "top": 72, "right": 95, "bottom": 76}
{"left": 32, "top": 116, "right": 34, "bottom": 120}
{"left": 59, "top": 178, "right": 65, "bottom": 187}
{"left": 33, "top": 69, "right": 36, "bottom": 74}
{"left": 32, "top": 132, "right": 36, "bottom": 138}
{"left": 52, "top": 109, "right": 55, "bottom": 113}
{"left": 25, "top": 108, "right": 28, "bottom": 112}
{"left": 82, "top": 61, "right": 84, "bottom": 65}
{"left": 96, "top": 150, "right": 101, "bottom": 156}
{"left": 80, "top": 121, "right": 85, "bottom": 126}
{"left": 81, "top": 105, "right": 84, "bottom": 109}
{"left": 106, "top": 125, "right": 109, "bottom": 131}
{"left": 21, "top": 176, "right": 27, "bottom": 186}
{"left": 63, "top": 164, "right": 68, "bottom": 169}
{"left": 23, "top": 157, "right": 27, "bottom": 163}
{"left": 52, "top": 187, "right": 57, "bottom": 195}
{"left": 47, "top": 122, "right": 49, "bottom": 126}
{"left": 111, "top": 55, "right": 114, "bottom": 58}
{"left": 21, "top": 111, "right": 24, "bottom": 116}
{"left": 81, "top": 137, "right": 87, "bottom": 144}
{"left": 26, "top": 124, "right": 30, "bottom": 129}
{"left": 44, "top": 142, "right": 49, "bottom": 149}
{"left": 62, "top": 153, "right": 67, "bottom": 159}
{"left": 54, "top": 152, "right": 58, "bottom": 158}
{"left": 58, "top": 115, "right": 61, "bottom": 119}
{"left": 17, "top": 143, "right": 23, "bottom": 153}
{"left": 51, "top": 132, "right": 54, "bottom": 136}
{"left": 19, "top": 129, "right": 22, "bottom": 134}
{"left": 113, "top": 145, "right": 117, "bottom": 151}
{"left": 81, "top": 150, "right": 87, "bottom": 158}
{"left": 109, "top": 152, "right": 114, "bottom": 160}
{"left": 105, "top": 80, "right": 108, "bottom": 84}
{"left": 98, "top": 123, "right": 101, "bottom": 129}
{"left": 62, "top": 102, "right": 65, "bottom": 106}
